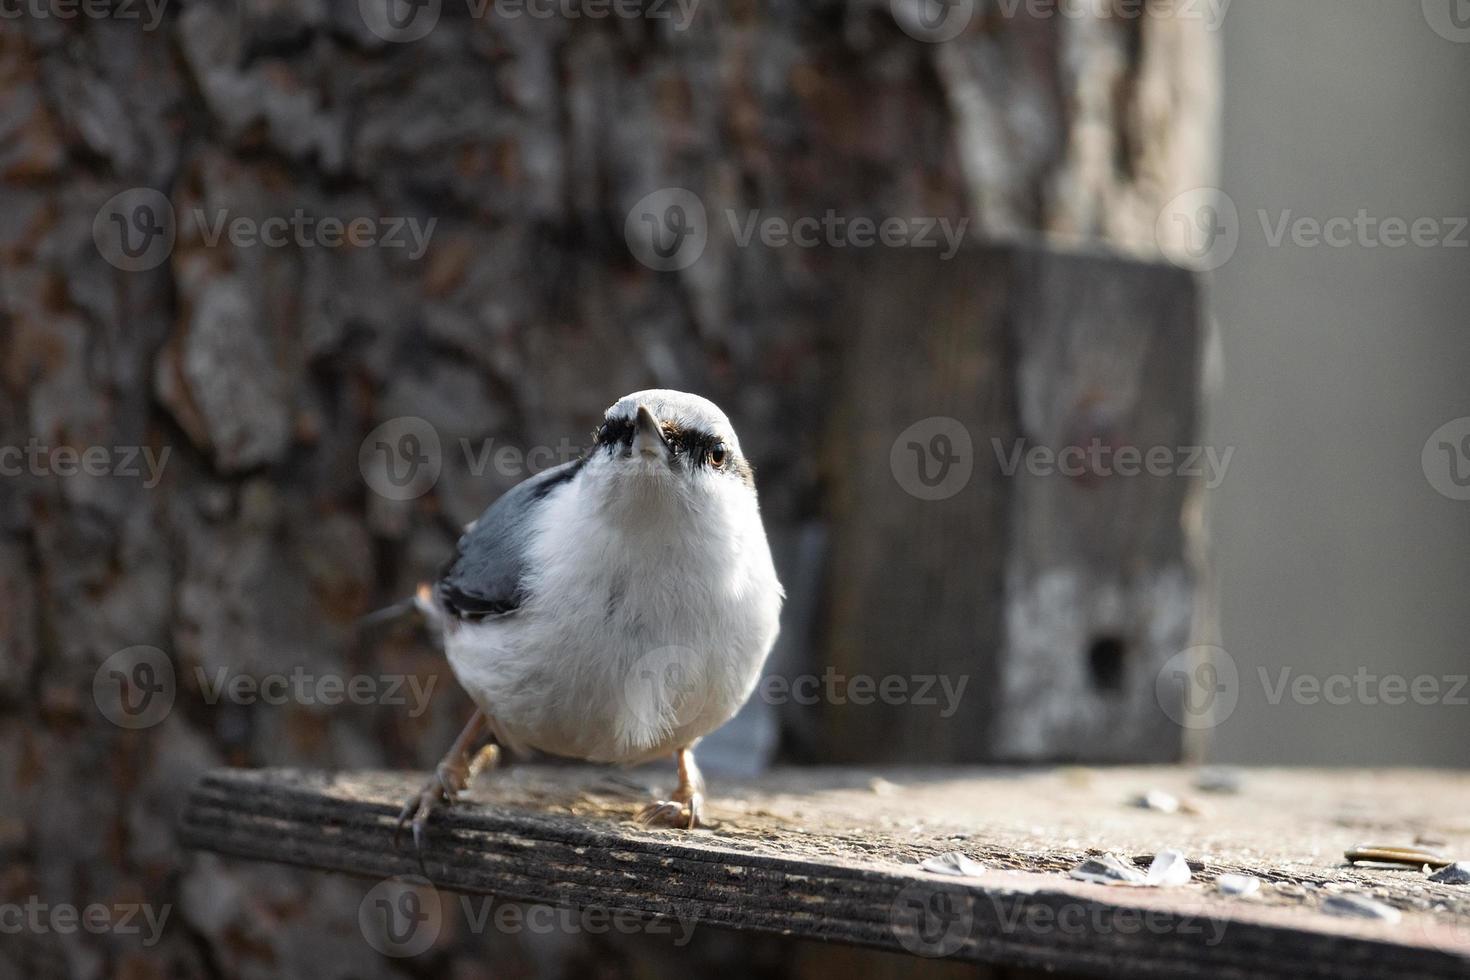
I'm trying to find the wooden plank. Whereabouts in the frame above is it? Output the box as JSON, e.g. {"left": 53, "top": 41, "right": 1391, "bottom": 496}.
{"left": 180, "top": 765, "right": 1470, "bottom": 978}
{"left": 819, "top": 244, "right": 1205, "bottom": 765}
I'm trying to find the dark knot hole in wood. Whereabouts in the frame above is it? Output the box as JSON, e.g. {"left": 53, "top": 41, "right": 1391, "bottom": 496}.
{"left": 1087, "top": 635, "right": 1128, "bottom": 693}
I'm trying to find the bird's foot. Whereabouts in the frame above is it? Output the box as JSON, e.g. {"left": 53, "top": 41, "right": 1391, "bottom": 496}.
{"left": 393, "top": 712, "right": 492, "bottom": 862}
{"left": 636, "top": 791, "right": 706, "bottom": 830}
{"left": 394, "top": 759, "right": 470, "bottom": 857}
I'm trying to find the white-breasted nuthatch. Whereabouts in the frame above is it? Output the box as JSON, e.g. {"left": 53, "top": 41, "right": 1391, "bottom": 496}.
{"left": 395, "top": 390, "right": 783, "bottom": 848}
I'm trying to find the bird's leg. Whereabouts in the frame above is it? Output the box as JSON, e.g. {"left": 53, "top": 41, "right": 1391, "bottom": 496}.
{"left": 394, "top": 710, "right": 496, "bottom": 857}
{"left": 637, "top": 745, "right": 707, "bottom": 830}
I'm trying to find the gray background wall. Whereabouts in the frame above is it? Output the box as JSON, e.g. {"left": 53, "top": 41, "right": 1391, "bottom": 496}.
{"left": 1210, "top": 0, "right": 1470, "bottom": 765}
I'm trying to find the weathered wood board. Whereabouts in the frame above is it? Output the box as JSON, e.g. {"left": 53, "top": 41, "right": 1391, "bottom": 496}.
{"left": 180, "top": 766, "right": 1470, "bottom": 978}
{"left": 819, "top": 245, "right": 1206, "bottom": 765}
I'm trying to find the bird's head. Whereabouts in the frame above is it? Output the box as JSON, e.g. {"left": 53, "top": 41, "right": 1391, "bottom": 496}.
{"left": 586, "top": 390, "right": 756, "bottom": 519}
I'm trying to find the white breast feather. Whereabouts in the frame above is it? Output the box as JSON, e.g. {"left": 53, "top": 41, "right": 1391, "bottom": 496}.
{"left": 444, "top": 460, "right": 782, "bottom": 765}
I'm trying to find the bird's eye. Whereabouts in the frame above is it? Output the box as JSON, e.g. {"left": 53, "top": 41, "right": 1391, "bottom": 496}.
{"left": 708, "top": 443, "right": 728, "bottom": 469}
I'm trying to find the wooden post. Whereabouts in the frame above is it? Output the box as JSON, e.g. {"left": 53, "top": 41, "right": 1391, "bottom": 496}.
{"left": 817, "top": 244, "right": 1204, "bottom": 763}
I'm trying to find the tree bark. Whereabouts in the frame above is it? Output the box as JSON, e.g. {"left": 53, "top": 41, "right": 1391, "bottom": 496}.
{"left": 0, "top": 3, "right": 1217, "bottom": 976}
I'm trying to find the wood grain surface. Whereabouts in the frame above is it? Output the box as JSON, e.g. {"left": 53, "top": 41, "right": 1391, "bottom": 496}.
{"left": 181, "top": 765, "right": 1470, "bottom": 978}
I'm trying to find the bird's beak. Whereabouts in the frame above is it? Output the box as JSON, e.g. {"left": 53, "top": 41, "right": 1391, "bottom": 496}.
{"left": 631, "top": 404, "right": 669, "bottom": 460}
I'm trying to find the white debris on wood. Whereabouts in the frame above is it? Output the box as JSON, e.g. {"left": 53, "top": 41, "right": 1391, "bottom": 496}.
{"left": 920, "top": 852, "right": 988, "bottom": 877}
{"left": 1145, "top": 850, "right": 1193, "bottom": 887}
{"left": 1070, "top": 853, "right": 1147, "bottom": 886}
{"left": 1216, "top": 873, "right": 1261, "bottom": 896}
{"left": 1322, "top": 895, "right": 1402, "bottom": 923}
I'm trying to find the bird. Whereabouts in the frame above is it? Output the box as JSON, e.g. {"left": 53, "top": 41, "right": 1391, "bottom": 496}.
{"left": 394, "top": 390, "right": 784, "bottom": 851}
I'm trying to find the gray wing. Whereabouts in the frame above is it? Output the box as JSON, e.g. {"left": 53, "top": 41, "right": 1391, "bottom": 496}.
{"left": 435, "top": 457, "right": 585, "bottom": 620}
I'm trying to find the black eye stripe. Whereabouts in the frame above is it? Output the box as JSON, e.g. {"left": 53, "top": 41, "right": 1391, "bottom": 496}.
{"left": 594, "top": 416, "right": 735, "bottom": 471}
{"left": 594, "top": 418, "right": 635, "bottom": 449}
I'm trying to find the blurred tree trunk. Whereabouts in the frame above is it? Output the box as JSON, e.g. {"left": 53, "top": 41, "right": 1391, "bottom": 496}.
{"left": 0, "top": 3, "right": 1216, "bottom": 976}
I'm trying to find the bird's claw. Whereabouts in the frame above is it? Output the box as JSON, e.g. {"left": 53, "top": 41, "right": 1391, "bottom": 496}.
{"left": 393, "top": 761, "right": 471, "bottom": 861}
{"left": 636, "top": 792, "right": 706, "bottom": 830}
